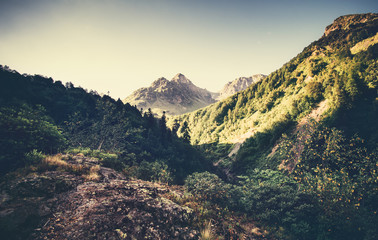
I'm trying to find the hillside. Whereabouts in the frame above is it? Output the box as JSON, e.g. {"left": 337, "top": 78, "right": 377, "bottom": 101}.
{"left": 172, "top": 13, "right": 378, "bottom": 161}
{"left": 124, "top": 73, "right": 216, "bottom": 115}
{"left": 0, "top": 66, "right": 212, "bottom": 183}
{"left": 0, "top": 153, "right": 269, "bottom": 240}
{"left": 169, "top": 13, "right": 378, "bottom": 239}
{"left": 0, "top": 154, "right": 198, "bottom": 239}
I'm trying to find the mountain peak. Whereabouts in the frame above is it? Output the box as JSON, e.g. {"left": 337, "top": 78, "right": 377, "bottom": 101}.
{"left": 216, "top": 74, "right": 266, "bottom": 100}
{"left": 324, "top": 13, "right": 378, "bottom": 36}
{"left": 124, "top": 74, "right": 215, "bottom": 115}
{"left": 171, "top": 73, "right": 191, "bottom": 84}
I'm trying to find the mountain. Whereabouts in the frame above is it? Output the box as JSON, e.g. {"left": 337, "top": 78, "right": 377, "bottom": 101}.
{"left": 173, "top": 13, "right": 378, "bottom": 147}
{"left": 171, "top": 12, "right": 378, "bottom": 177}
{"left": 124, "top": 73, "right": 216, "bottom": 115}
{"left": 124, "top": 73, "right": 265, "bottom": 115}
{"left": 215, "top": 74, "right": 266, "bottom": 100}
{"left": 1, "top": 13, "right": 378, "bottom": 240}
{"left": 169, "top": 14, "right": 378, "bottom": 238}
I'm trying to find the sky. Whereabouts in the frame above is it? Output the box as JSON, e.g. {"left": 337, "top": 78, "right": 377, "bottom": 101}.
{"left": 0, "top": 0, "right": 377, "bottom": 99}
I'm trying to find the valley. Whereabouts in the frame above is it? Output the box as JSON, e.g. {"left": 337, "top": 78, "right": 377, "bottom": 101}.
{"left": 0, "top": 13, "right": 377, "bottom": 240}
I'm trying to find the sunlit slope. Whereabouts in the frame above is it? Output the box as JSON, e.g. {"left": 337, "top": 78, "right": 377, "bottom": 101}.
{"left": 171, "top": 13, "right": 378, "bottom": 150}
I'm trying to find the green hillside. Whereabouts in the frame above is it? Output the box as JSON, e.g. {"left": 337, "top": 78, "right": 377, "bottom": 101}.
{"left": 171, "top": 14, "right": 378, "bottom": 239}
{"left": 0, "top": 66, "right": 211, "bottom": 183}
{"left": 171, "top": 13, "right": 378, "bottom": 173}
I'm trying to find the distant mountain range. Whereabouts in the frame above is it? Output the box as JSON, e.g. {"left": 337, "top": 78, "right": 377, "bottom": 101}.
{"left": 124, "top": 73, "right": 266, "bottom": 115}
{"left": 215, "top": 74, "right": 266, "bottom": 100}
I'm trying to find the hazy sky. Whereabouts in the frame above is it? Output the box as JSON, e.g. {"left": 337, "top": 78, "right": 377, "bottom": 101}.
{"left": 0, "top": 0, "right": 377, "bottom": 98}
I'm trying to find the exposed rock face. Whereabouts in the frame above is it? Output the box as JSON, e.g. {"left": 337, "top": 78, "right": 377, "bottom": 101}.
{"left": 0, "top": 155, "right": 198, "bottom": 240}
{"left": 124, "top": 73, "right": 265, "bottom": 115}
{"left": 124, "top": 73, "right": 216, "bottom": 115}
{"left": 216, "top": 74, "right": 266, "bottom": 100}
{"left": 324, "top": 13, "right": 378, "bottom": 36}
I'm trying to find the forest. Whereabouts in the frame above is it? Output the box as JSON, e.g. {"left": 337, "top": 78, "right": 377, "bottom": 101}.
{"left": 0, "top": 66, "right": 212, "bottom": 184}
{"left": 172, "top": 13, "right": 378, "bottom": 239}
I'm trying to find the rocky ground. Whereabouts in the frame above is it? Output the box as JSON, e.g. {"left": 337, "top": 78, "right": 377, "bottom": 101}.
{"left": 0, "top": 155, "right": 198, "bottom": 240}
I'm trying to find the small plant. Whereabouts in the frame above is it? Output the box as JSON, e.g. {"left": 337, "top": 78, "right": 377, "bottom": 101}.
{"left": 185, "top": 172, "right": 231, "bottom": 204}
{"left": 42, "top": 154, "right": 68, "bottom": 168}
{"left": 200, "top": 220, "right": 213, "bottom": 240}
{"left": 84, "top": 165, "right": 101, "bottom": 181}
{"left": 24, "top": 149, "right": 45, "bottom": 165}
{"left": 136, "top": 161, "right": 173, "bottom": 184}
{"left": 69, "top": 164, "right": 87, "bottom": 175}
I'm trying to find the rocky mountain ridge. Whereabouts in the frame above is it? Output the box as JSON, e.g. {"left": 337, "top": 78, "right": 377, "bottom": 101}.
{"left": 124, "top": 73, "right": 216, "bottom": 115}
{"left": 324, "top": 13, "right": 378, "bottom": 36}
{"left": 124, "top": 73, "right": 265, "bottom": 115}
{"left": 216, "top": 74, "right": 266, "bottom": 100}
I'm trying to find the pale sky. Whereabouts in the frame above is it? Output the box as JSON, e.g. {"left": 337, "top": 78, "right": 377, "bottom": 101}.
{"left": 0, "top": 0, "right": 376, "bottom": 99}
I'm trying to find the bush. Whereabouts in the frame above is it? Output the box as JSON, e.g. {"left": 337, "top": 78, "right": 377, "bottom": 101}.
{"left": 185, "top": 170, "right": 318, "bottom": 239}
{"left": 24, "top": 149, "right": 45, "bottom": 165}
{"left": 236, "top": 169, "right": 318, "bottom": 239}
{"left": 136, "top": 161, "right": 172, "bottom": 184}
{"left": 185, "top": 172, "right": 231, "bottom": 204}
{"left": 0, "top": 104, "right": 66, "bottom": 174}
{"left": 279, "top": 122, "right": 378, "bottom": 239}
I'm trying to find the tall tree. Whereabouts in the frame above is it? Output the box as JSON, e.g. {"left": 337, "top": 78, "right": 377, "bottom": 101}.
{"left": 160, "top": 111, "right": 167, "bottom": 141}
{"left": 180, "top": 121, "right": 191, "bottom": 144}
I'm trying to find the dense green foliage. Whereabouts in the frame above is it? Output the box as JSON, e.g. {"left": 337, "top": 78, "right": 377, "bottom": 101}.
{"left": 186, "top": 125, "right": 378, "bottom": 239}
{"left": 185, "top": 170, "right": 319, "bottom": 239}
{"left": 280, "top": 122, "right": 378, "bottom": 240}
{"left": 0, "top": 104, "right": 66, "bottom": 173}
{"left": 183, "top": 14, "right": 378, "bottom": 239}
{"left": 0, "top": 65, "right": 211, "bottom": 183}
{"left": 135, "top": 160, "right": 173, "bottom": 184}
{"left": 172, "top": 13, "right": 378, "bottom": 176}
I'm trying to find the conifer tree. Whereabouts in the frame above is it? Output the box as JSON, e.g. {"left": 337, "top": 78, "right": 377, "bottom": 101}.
{"left": 180, "top": 121, "right": 191, "bottom": 144}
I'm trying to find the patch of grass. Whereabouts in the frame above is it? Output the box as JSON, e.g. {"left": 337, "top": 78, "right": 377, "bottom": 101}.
{"left": 42, "top": 154, "right": 69, "bottom": 168}
{"left": 66, "top": 148, "right": 118, "bottom": 160}
{"left": 37, "top": 154, "right": 89, "bottom": 176}
{"left": 200, "top": 220, "right": 213, "bottom": 240}
{"left": 84, "top": 165, "right": 101, "bottom": 181}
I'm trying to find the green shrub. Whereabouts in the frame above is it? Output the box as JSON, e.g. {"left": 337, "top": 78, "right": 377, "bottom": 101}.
{"left": 279, "top": 122, "right": 378, "bottom": 239}
{"left": 0, "top": 104, "right": 66, "bottom": 174}
{"left": 185, "top": 170, "right": 318, "bottom": 239}
{"left": 24, "top": 149, "right": 45, "bottom": 165}
{"left": 236, "top": 169, "right": 318, "bottom": 239}
{"left": 136, "top": 161, "right": 173, "bottom": 184}
{"left": 185, "top": 172, "right": 231, "bottom": 204}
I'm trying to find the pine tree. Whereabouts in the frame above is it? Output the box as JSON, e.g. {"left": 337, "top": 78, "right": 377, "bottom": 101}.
{"left": 160, "top": 111, "right": 167, "bottom": 140}
{"left": 180, "top": 121, "right": 191, "bottom": 144}
{"left": 172, "top": 119, "right": 180, "bottom": 136}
